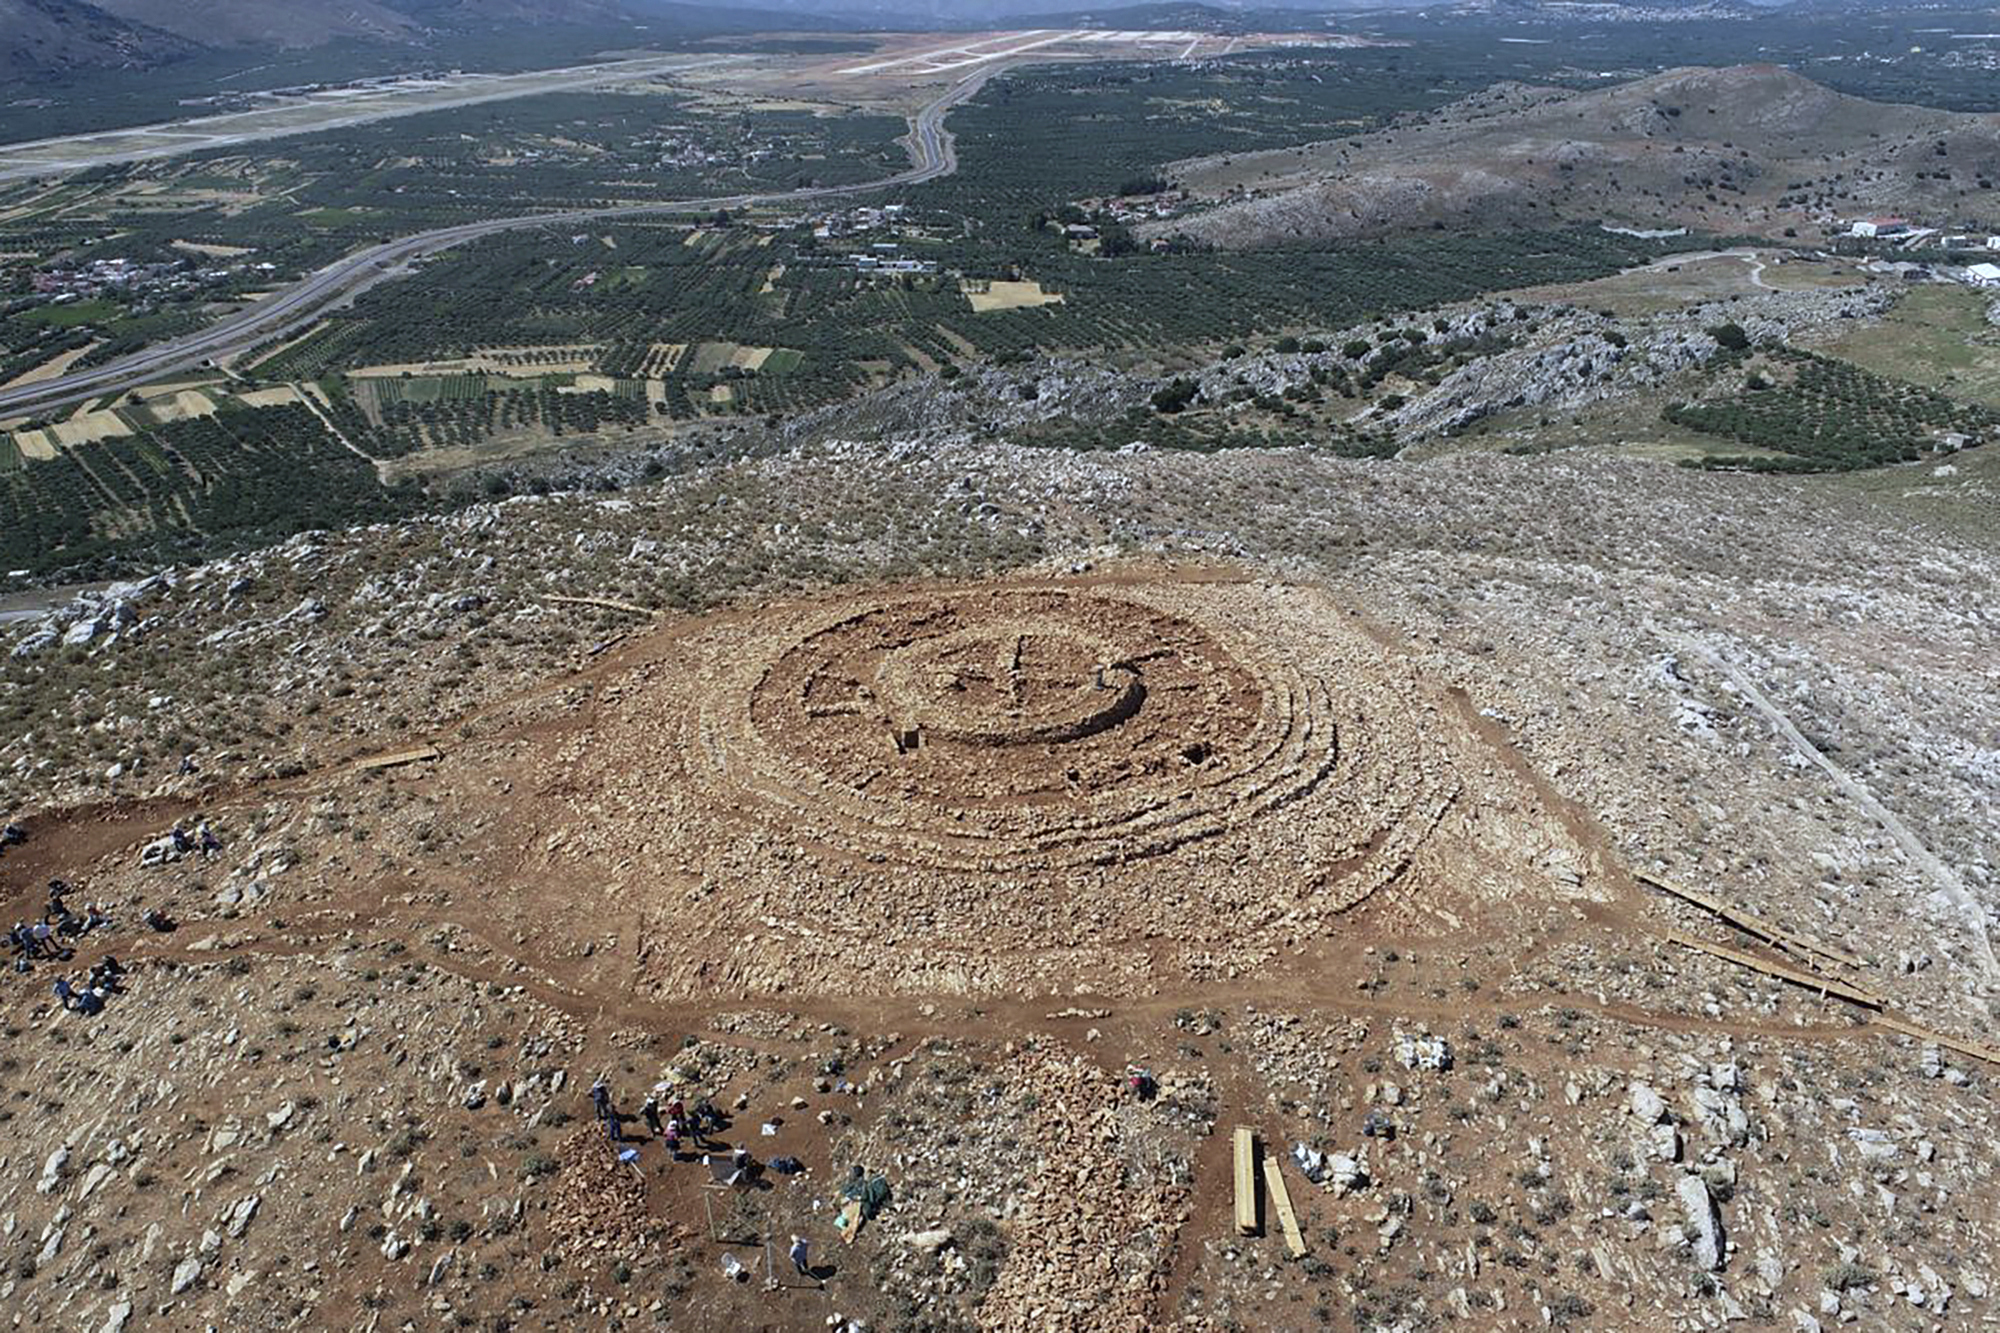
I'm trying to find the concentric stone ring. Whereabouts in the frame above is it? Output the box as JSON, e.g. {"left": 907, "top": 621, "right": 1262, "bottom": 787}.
{"left": 569, "top": 578, "right": 1466, "bottom": 996}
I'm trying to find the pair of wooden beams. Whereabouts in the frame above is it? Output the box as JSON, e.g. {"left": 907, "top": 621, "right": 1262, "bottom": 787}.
{"left": 539, "top": 593, "right": 656, "bottom": 617}
{"left": 1232, "top": 1126, "right": 1306, "bottom": 1258}
{"left": 1646, "top": 873, "right": 2000, "bottom": 1067}
{"left": 1639, "top": 872, "right": 1866, "bottom": 974}
{"left": 1660, "top": 927, "right": 1884, "bottom": 1008}
{"left": 1641, "top": 871, "right": 1883, "bottom": 1006}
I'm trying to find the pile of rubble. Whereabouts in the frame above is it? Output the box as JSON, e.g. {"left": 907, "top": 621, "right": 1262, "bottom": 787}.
{"left": 545, "top": 1129, "right": 680, "bottom": 1271}
{"left": 977, "top": 1045, "right": 1193, "bottom": 1331}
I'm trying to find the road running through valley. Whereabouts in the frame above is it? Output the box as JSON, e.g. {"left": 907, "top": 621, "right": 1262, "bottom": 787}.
{"left": 0, "top": 65, "right": 1002, "bottom": 422}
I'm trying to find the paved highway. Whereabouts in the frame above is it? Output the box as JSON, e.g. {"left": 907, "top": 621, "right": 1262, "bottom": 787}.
{"left": 0, "top": 67, "right": 998, "bottom": 422}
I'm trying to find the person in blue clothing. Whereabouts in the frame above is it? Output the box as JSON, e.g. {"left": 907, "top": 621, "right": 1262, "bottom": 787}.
{"left": 591, "top": 1080, "right": 623, "bottom": 1142}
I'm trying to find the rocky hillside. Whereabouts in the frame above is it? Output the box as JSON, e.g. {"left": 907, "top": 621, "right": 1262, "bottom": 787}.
{"left": 2, "top": 380, "right": 1998, "bottom": 1330}
{"left": 1, "top": 266, "right": 1998, "bottom": 1328}
{"left": 0, "top": 0, "right": 193, "bottom": 80}
{"left": 0, "top": 0, "right": 675, "bottom": 79}
{"left": 81, "top": 0, "right": 419, "bottom": 47}
{"left": 1145, "top": 65, "right": 2000, "bottom": 249}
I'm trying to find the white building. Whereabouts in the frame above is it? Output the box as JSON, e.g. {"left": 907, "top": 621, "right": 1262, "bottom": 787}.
{"left": 1967, "top": 261, "right": 2000, "bottom": 287}
{"left": 1988, "top": 236, "right": 2000, "bottom": 251}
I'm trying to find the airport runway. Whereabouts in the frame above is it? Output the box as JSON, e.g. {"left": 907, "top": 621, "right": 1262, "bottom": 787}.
{"left": 0, "top": 67, "right": 998, "bottom": 423}
{"left": 0, "top": 54, "right": 742, "bottom": 184}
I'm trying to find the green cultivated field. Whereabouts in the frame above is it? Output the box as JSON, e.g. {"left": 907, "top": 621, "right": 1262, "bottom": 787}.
{"left": 1666, "top": 346, "right": 2000, "bottom": 472}
{"left": 0, "top": 403, "right": 428, "bottom": 575}
{"left": 22, "top": 299, "right": 120, "bottom": 329}
{"left": 1826, "top": 286, "right": 2000, "bottom": 409}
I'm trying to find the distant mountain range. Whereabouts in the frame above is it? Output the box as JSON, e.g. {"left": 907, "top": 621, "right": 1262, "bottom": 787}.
{"left": 0, "top": 0, "right": 1907, "bottom": 87}
{"left": 0, "top": 0, "right": 852, "bottom": 83}
{"left": 1, "top": 0, "right": 186, "bottom": 79}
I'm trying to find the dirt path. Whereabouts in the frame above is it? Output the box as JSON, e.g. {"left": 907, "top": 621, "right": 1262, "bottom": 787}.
{"left": 293, "top": 382, "right": 384, "bottom": 479}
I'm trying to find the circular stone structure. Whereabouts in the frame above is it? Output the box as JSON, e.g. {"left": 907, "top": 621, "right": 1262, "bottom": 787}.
{"left": 710, "top": 588, "right": 1363, "bottom": 872}
{"left": 744, "top": 590, "right": 1268, "bottom": 845}
{"left": 568, "top": 577, "right": 1468, "bottom": 995}
{"left": 868, "top": 619, "right": 1145, "bottom": 749}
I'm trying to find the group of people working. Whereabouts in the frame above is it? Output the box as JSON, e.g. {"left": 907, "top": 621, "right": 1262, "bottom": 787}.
{"left": 5, "top": 874, "right": 136, "bottom": 1017}
{"left": 8, "top": 880, "right": 112, "bottom": 972}
{"left": 591, "top": 1079, "right": 733, "bottom": 1158}
{"left": 589, "top": 1078, "right": 826, "bottom": 1286}
{"left": 53, "top": 956, "right": 125, "bottom": 1014}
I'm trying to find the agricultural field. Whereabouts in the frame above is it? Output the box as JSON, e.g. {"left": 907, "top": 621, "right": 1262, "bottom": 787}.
{"left": 901, "top": 55, "right": 1492, "bottom": 223}
{"left": 6, "top": 36, "right": 1998, "bottom": 579}
{"left": 223, "top": 93, "right": 1718, "bottom": 423}
{"left": 1822, "top": 285, "right": 2000, "bottom": 409}
{"left": 0, "top": 401, "right": 426, "bottom": 573}
{"left": 0, "top": 339, "right": 100, "bottom": 391}
{"left": 1665, "top": 344, "right": 2000, "bottom": 472}
{"left": 964, "top": 279, "right": 1063, "bottom": 313}
{"left": 0, "top": 86, "right": 910, "bottom": 373}
{"left": 0, "top": 358, "right": 671, "bottom": 569}
{"left": 19, "top": 298, "right": 120, "bottom": 329}
{"left": 0, "top": 46, "right": 1758, "bottom": 577}
{"left": 349, "top": 377, "right": 653, "bottom": 460}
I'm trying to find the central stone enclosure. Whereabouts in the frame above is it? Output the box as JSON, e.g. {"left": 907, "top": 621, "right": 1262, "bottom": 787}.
{"left": 871, "top": 621, "right": 1144, "bottom": 749}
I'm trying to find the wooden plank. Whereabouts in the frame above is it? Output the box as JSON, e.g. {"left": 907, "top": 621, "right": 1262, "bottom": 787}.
{"left": 1232, "top": 1125, "right": 1259, "bottom": 1236}
{"left": 353, "top": 745, "right": 441, "bottom": 772}
{"left": 539, "top": 593, "right": 656, "bottom": 617}
{"left": 1640, "top": 872, "right": 1866, "bottom": 971}
{"left": 1874, "top": 1014, "right": 2000, "bottom": 1068}
{"left": 1262, "top": 1154, "right": 1306, "bottom": 1258}
{"left": 1661, "top": 929, "right": 2000, "bottom": 1069}
{"left": 1661, "top": 928, "right": 1884, "bottom": 1008}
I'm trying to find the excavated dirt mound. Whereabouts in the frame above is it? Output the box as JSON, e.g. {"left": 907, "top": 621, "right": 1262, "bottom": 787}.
{"left": 523, "top": 575, "right": 1551, "bottom": 998}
